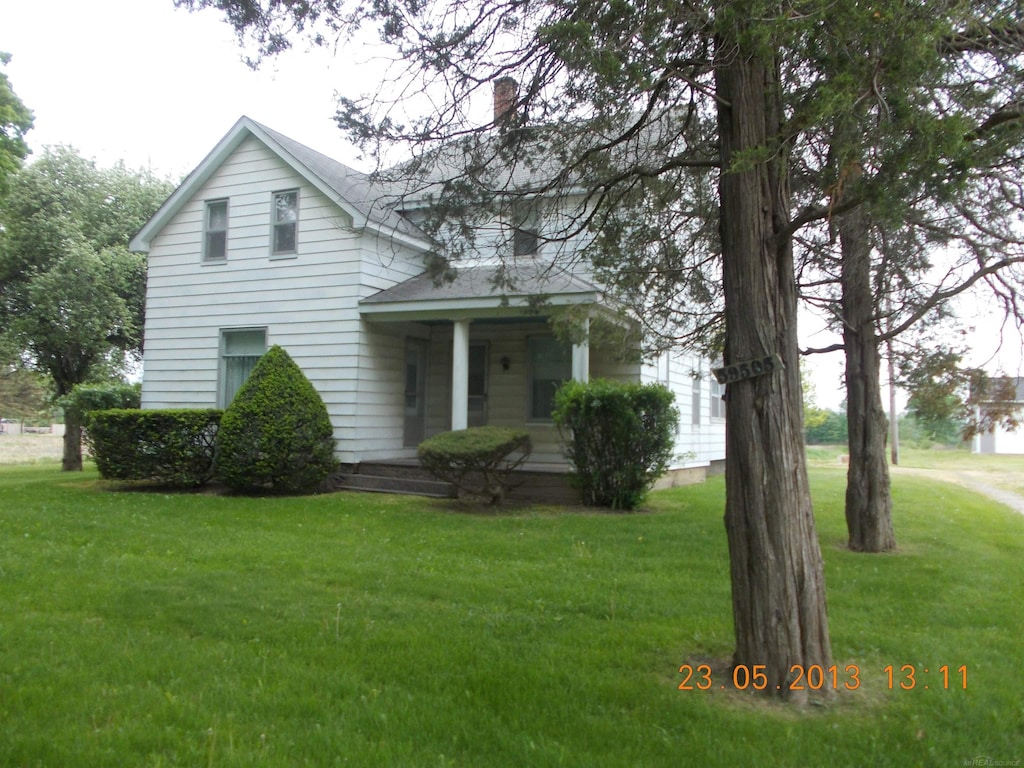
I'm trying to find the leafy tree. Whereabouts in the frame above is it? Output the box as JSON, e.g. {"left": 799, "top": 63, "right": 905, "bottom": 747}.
{"left": 0, "top": 363, "right": 50, "bottom": 420}
{"left": 0, "top": 52, "right": 33, "bottom": 196}
{"left": 804, "top": 409, "right": 850, "bottom": 446}
{"left": 177, "top": 0, "right": 1024, "bottom": 700}
{"left": 216, "top": 345, "right": 336, "bottom": 494}
{"left": 0, "top": 147, "right": 174, "bottom": 469}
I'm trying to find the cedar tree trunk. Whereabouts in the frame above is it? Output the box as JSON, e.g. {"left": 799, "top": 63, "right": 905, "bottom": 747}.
{"left": 839, "top": 206, "right": 896, "bottom": 552}
{"left": 715, "top": 37, "right": 833, "bottom": 701}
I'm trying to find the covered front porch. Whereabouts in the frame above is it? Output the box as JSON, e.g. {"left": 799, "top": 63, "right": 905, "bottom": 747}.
{"left": 358, "top": 265, "right": 636, "bottom": 467}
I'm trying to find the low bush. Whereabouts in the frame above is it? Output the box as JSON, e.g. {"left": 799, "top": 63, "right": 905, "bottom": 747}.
{"left": 85, "top": 409, "right": 222, "bottom": 486}
{"left": 215, "top": 345, "right": 336, "bottom": 494}
{"left": 417, "top": 426, "right": 532, "bottom": 504}
{"left": 553, "top": 379, "right": 678, "bottom": 510}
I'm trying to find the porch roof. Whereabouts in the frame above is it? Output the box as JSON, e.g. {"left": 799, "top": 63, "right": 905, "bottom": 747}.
{"left": 359, "top": 264, "right": 605, "bottom": 322}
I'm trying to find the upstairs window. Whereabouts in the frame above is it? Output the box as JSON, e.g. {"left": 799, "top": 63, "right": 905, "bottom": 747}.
{"left": 272, "top": 190, "right": 298, "bottom": 256}
{"left": 510, "top": 201, "right": 539, "bottom": 257}
{"left": 513, "top": 226, "right": 539, "bottom": 257}
{"left": 204, "top": 199, "right": 228, "bottom": 262}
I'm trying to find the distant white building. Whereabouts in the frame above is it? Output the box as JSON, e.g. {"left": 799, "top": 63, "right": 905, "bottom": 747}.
{"left": 972, "top": 377, "right": 1024, "bottom": 454}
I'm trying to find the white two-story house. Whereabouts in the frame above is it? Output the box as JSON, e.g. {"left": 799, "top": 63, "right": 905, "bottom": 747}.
{"left": 130, "top": 110, "right": 725, "bottom": 498}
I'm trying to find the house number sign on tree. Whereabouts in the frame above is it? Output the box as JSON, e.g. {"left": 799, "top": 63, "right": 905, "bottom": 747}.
{"left": 712, "top": 354, "right": 785, "bottom": 385}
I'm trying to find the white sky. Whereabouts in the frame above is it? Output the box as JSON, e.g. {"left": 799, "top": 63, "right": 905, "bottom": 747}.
{"left": 3, "top": 0, "right": 1021, "bottom": 410}
{"left": 3, "top": 0, "right": 369, "bottom": 178}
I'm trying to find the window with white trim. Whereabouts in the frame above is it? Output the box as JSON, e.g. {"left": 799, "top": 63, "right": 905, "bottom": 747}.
{"left": 510, "top": 202, "right": 539, "bottom": 257}
{"left": 710, "top": 377, "right": 726, "bottom": 419}
{"left": 220, "top": 328, "right": 267, "bottom": 406}
{"left": 528, "top": 335, "right": 571, "bottom": 420}
{"left": 204, "top": 199, "right": 228, "bottom": 262}
{"left": 272, "top": 190, "right": 298, "bottom": 256}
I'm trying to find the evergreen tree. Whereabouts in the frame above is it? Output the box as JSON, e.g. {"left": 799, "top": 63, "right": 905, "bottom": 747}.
{"left": 177, "top": 0, "right": 1024, "bottom": 700}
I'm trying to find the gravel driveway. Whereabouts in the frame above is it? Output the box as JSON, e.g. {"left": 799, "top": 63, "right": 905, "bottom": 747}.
{"left": 892, "top": 466, "right": 1024, "bottom": 516}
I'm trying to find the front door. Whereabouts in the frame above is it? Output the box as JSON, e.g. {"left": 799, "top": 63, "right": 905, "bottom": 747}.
{"left": 404, "top": 339, "right": 428, "bottom": 447}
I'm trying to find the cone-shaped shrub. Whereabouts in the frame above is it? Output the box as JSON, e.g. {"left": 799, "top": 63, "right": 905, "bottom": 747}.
{"left": 216, "top": 345, "right": 336, "bottom": 494}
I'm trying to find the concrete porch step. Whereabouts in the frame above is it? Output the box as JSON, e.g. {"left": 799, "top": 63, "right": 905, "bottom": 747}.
{"left": 332, "top": 471, "right": 455, "bottom": 499}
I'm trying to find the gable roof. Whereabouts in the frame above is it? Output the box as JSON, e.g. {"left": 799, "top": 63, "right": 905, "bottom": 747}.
{"left": 129, "top": 116, "right": 430, "bottom": 253}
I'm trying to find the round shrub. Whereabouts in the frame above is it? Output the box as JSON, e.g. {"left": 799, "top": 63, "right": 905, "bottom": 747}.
{"left": 418, "top": 426, "right": 531, "bottom": 504}
{"left": 215, "top": 345, "right": 336, "bottom": 494}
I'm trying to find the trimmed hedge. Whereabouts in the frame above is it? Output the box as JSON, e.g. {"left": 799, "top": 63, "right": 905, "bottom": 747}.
{"left": 418, "top": 426, "right": 531, "bottom": 504}
{"left": 215, "top": 345, "right": 336, "bottom": 494}
{"left": 553, "top": 379, "right": 678, "bottom": 510}
{"left": 85, "top": 409, "right": 222, "bottom": 487}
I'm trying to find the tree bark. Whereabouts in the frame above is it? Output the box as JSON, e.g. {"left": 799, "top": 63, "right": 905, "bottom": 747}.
{"left": 715, "top": 40, "right": 833, "bottom": 701}
{"left": 62, "top": 419, "right": 83, "bottom": 472}
{"left": 839, "top": 206, "right": 896, "bottom": 552}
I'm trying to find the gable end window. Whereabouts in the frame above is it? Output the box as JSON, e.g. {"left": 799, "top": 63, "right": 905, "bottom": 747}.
{"left": 204, "top": 199, "right": 228, "bottom": 262}
{"left": 272, "top": 190, "right": 299, "bottom": 256}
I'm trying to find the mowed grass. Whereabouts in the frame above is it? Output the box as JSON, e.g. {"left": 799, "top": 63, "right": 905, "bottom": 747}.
{"left": 0, "top": 464, "right": 1021, "bottom": 767}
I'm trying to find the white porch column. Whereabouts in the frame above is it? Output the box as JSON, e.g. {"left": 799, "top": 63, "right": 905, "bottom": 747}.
{"left": 571, "top": 317, "right": 590, "bottom": 383}
{"left": 451, "top": 319, "right": 470, "bottom": 431}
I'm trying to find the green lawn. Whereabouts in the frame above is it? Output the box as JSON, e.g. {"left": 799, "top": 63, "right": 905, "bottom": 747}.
{"left": 0, "top": 464, "right": 1021, "bottom": 767}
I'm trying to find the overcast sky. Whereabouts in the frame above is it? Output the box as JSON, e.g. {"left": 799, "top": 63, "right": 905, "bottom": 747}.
{"left": 3, "top": 0, "right": 369, "bottom": 177}
{"left": 3, "top": 0, "right": 1020, "bottom": 409}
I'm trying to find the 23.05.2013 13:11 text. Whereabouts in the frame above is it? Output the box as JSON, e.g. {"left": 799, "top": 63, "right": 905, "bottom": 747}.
{"left": 678, "top": 664, "right": 968, "bottom": 691}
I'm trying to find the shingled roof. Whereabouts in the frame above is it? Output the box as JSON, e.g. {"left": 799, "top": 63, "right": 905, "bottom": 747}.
{"left": 130, "top": 116, "right": 429, "bottom": 253}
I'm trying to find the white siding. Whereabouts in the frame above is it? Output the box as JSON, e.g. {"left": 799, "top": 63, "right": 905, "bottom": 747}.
{"left": 640, "top": 351, "right": 727, "bottom": 469}
{"left": 976, "top": 406, "right": 1024, "bottom": 454}
{"left": 141, "top": 136, "right": 425, "bottom": 463}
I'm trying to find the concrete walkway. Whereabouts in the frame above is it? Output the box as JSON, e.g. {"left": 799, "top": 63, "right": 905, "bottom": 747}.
{"left": 892, "top": 466, "right": 1024, "bottom": 516}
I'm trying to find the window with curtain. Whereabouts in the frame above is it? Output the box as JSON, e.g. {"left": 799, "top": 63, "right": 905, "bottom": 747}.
{"left": 221, "top": 328, "right": 267, "bottom": 406}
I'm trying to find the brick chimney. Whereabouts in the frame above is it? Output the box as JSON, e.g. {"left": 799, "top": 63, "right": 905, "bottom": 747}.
{"left": 493, "top": 77, "right": 519, "bottom": 127}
